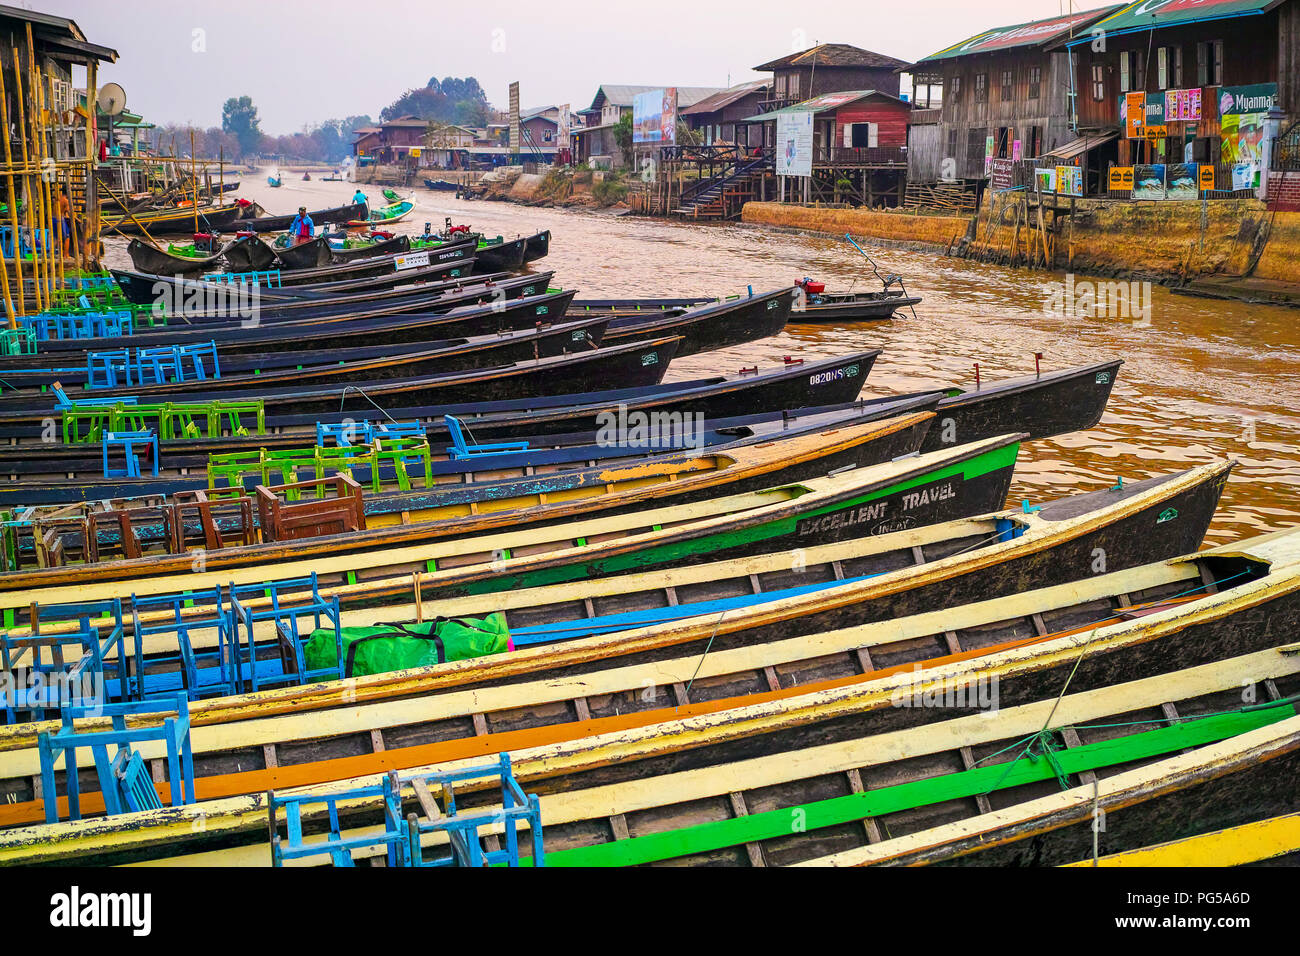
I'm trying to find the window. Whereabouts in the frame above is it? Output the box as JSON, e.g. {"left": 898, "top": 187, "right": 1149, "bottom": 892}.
{"left": 1170, "top": 46, "right": 1182, "bottom": 88}
{"left": 950, "top": 73, "right": 962, "bottom": 99}
{"left": 946, "top": 127, "right": 958, "bottom": 160}
{"left": 1134, "top": 52, "right": 1145, "bottom": 91}
{"left": 974, "top": 73, "right": 987, "bottom": 103}
{"left": 1120, "top": 52, "right": 1131, "bottom": 92}
{"left": 967, "top": 126, "right": 987, "bottom": 166}
{"left": 1198, "top": 40, "right": 1223, "bottom": 86}
{"left": 1028, "top": 66, "right": 1041, "bottom": 99}
{"left": 1000, "top": 69, "right": 1013, "bottom": 100}
{"left": 1157, "top": 47, "right": 1168, "bottom": 89}
{"left": 1091, "top": 63, "right": 1105, "bottom": 101}
{"left": 1026, "top": 125, "right": 1042, "bottom": 158}
{"left": 788, "top": 72, "right": 800, "bottom": 99}
{"left": 845, "top": 122, "right": 878, "bottom": 148}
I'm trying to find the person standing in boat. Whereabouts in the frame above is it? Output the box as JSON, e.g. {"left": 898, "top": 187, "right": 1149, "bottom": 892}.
{"left": 287, "top": 206, "right": 314, "bottom": 245}
{"left": 352, "top": 188, "right": 368, "bottom": 217}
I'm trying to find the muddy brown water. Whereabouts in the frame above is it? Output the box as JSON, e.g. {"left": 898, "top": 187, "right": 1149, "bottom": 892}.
{"left": 103, "top": 171, "right": 1300, "bottom": 546}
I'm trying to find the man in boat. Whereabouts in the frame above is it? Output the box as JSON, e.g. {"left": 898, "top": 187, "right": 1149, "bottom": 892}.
{"left": 352, "top": 187, "right": 368, "bottom": 217}
{"left": 287, "top": 206, "right": 315, "bottom": 245}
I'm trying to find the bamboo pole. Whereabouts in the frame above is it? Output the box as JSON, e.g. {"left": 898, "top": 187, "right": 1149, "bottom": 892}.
{"left": 85, "top": 58, "right": 98, "bottom": 267}
{"left": 11, "top": 43, "right": 41, "bottom": 314}
{"left": 190, "top": 129, "right": 198, "bottom": 237}
{"left": 33, "top": 60, "right": 64, "bottom": 294}
{"left": 64, "top": 168, "right": 81, "bottom": 276}
{"left": 0, "top": 52, "right": 23, "bottom": 323}
{"left": 26, "top": 26, "right": 54, "bottom": 305}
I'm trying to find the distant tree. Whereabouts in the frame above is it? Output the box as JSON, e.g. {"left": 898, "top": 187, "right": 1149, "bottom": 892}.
{"left": 221, "top": 95, "right": 262, "bottom": 156}
{"left": 614, "top": 112, "right": 633, "bottom": 156}
{"left": 381, "top": 76, "right": 490, "bottom": 125}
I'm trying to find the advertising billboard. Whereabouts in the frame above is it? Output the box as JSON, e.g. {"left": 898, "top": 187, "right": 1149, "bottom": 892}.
{"left": 632, "top": 88, "right": 678, "bottom": 145}
{"left": 776, "top": 111, "right": 813, "bottom": 177}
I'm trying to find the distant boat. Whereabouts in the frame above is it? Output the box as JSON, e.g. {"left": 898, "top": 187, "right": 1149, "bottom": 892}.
{"left": 267, "top": 172, "right": 282, "bottom": 188}
{"left": 424, "top": 178, "right": 459, "bottom": 191}
{"left": 345, "top": 200, "right": 414, "bottom": 227}
{"left": 302, "top": 172, "right": 312, "bottom": 181}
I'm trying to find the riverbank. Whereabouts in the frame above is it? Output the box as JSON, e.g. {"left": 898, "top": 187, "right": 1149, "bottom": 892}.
{"left": 739, "top": 198, "right": 1300, "bottom": 303}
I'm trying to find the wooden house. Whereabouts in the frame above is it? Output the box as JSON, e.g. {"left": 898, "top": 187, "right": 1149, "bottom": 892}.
{"left": 573, "top": 85, "right": 723, "bottom": 167}
{"left": 753, "top": 44, "right": 908, "bottom": 112}
{"left": 680, "top": 82, "right": 769, "bottom": 145}
{"left": 1060, "top": 0, "right": 1299, "bottom": 195}
{"left": 906, "top": 6, "right": 1123, "bottom": 188}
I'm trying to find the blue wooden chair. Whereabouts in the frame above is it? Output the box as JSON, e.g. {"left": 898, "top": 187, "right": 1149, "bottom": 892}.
{"left": 37, "top": 692, "right": 195, "bottom": 823}
{"left": 268, "top": 774, "right": 405, "bottom": 867}
{"left": 102, "top": 430, "right": 159, "bottom": 478}
{"left": 227, "top": 573, "right": 343, "bottom": 692}
{"left": 129, "top": 588, "right": 235, "bottom": 700}
{"left": 1, "top": 598, "right": 125, "bottom": 723}
{"left": 87, "top": 348, "right": 133, "bottom": 388}
{"left": 443, "top": 414, "right": 528, "bottom": 460}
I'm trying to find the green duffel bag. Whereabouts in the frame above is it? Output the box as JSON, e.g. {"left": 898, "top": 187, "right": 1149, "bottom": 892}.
{"left": 303, "top": 613, "right": 511, "bottom": 680}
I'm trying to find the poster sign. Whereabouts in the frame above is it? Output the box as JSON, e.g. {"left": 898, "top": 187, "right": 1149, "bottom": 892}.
{"left": 394, "top": 250, "right": 431, "bottom": 272}
{"left": 984, "top": 136, "right": 995, "bottom": 176}
{"left": 1166, "top": 163, "right": 1198, "bottom": 200}
{"left": 1165, "top": 88, "right": 1203, "bottom": 122}
{"left": 990, "top": 158, "right": 1014, "bottom": 191}
{"left": 508, "top": 81, "right": 520, "bottom": 154}
{"left": 1232, "top": 162, "right": 1259, "bottom": 191}
{"left": 557, "top": 104, "right": 571, "bottom": 149}
{"left": 1109, "top": 166, "right": 1134, "bottom": 191}
{"left": 776, "top": 111, "right": 813, "bottom": 177}
{"left": 1124, "top": 92, "right": 1146, "bottom": 138}
{"left": 1219, "top": 83, "right": 1278, "bottom": 116}
{"left": 1012, "top": 139, "right": 1022, "bottom": 162}
{"left": 632, "top": 88, "right": 678, "bottom": 145}
{"left": 1133, "top": 164, "right": 1167, "bottom": 201}
{"left": 1055, "top": 165, "right": 1082, "bottom": 197}
{"left": 1199, "top": 165, "right": 1216, "bottom": 192}
{"left": 1034, "top": 168, "right": 1056, "bottom": 192}
{"left": 1143, "top": 125, "right": 1168, "bottom": 141}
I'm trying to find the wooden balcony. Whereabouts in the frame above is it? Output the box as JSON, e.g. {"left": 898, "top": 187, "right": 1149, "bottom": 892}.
{"left": 813, "top": 146, "right": 908, "bottom": 168}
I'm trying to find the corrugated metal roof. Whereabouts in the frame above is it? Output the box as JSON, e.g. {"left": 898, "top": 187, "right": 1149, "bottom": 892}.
{"left": 1044, "top": 130, "right": 1119, "bottom": 160}
{"left": 680, "top": 81, "right": 769, "bottom": 116}
{"left": 587, "top": 85, "right": 726, "bottom": 110}
{"left": 915, "top": 5, "right": 1123, "bottom": 64}
{"left": 1075, "top": 0, "right": 1284, "bottom": 41}
{"left": 739, "top": 89, "right": 905, "bottom": 123}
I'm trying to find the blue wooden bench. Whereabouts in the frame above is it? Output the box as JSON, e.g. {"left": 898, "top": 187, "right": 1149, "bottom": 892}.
{"left": 443, "top": 414, "right": 528, "bottom": 460}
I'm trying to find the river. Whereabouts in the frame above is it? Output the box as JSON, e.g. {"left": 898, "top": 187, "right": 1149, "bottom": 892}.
{"left": 106, "top": 171, "right": 1300, "bottom": 546}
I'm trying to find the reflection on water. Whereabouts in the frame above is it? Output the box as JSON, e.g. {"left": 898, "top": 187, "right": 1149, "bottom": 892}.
{"left": 106, "top": 174, "right": 1300, "bottom": 545}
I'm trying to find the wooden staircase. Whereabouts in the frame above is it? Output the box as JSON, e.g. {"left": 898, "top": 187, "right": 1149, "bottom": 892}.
{"left": 673, "top": 156, "right": 771, "bottom": 221}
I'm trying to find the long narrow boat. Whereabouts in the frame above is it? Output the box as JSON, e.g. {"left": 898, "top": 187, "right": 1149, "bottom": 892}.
{"left": 0, "top": 336, "right": 682, "bottom": 437}
{"left": 1062, "top": 811, "right": 1300, "bottom": 867}
{"left": 9, "top": 458, "right": 1228, "bottom": 712}
{"left": 601, "top": 288, "right": 792, "bottom": 357}
{"left": 270, "top": 234, "right": 332, "bottom": 270}
{"left": 0, "top": 304, "right": 597, "bottom": 397}
{"left": 327, "top": 234, "right": 410, "bottom": 263}
{"left": 3, "top": 532, "right": 1293, "bottom": 864}
{"left": 0, "top": 351, "right": 874, "bottom": 446}
{"left": 0, "top": 430, "right": 1009, "bottom": 601}
{"left": 125, "top": 238, "right": 227, "bottom": 278}
{"left": 0, "top": 398, "right": 941, "bottom": 513}
{"left": 472, "top": 236, "right": 527, "bottom": 272}
{"left": 345, "top": 201, "right": 414, "bottom": 228}
{"left": 794, "top": 289, "right": 923, "bottom": 322}
{"left": 0, "top": 289, "right": 575, "bottom": 382}
{"left": 102, "top": 201, "right": 245, "bottom": 236}
{"left": 239, "top": 201, "right": 366, "bottom": 233}
{"left": 524, "top": 229, "right": 550, "bottom": 262}
{"left": 222, "top": 234, "right": 279, "bottom": 273}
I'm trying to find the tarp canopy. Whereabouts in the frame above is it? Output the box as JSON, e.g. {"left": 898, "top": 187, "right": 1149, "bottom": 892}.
{"left": 1070, "top": 0, "right": 1285, "bottom": 42}
{"left": 739, "top": 90, "right": 902, "bottom": 123}
{"left": 1044, "top": 130, "right": 1119, "bottom": 160}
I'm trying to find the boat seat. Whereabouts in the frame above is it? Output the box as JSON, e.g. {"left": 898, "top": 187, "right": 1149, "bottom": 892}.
{"left": 444, "top": 414, "right": 528, "bottom": 460}
{"left": 102, "top": 430, "right": 159, "bottom": 479}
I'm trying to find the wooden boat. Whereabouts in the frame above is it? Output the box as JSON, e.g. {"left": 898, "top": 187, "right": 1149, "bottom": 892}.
{"left": 346, "top": 201, "right": 414, "bottom": 228}
{"left": 1063, "top": 811, "right": 1300, "bottom": 867}
{"left": 0, "top": 336, "right": 682, "bottom": 437}
{"left": 222, "top": 234, "right": 280, "bottom": 273}
{"left": 0, "top": 302, "right": 594, "bottom": 399}
{"left": 267, "top": 175, "right": 282, "bottom": 188}
{"left": 602, "top": 288, "right": 792, "bottom": 356}
{"left": 424, "top": 178, "right": 460, "bottom": 191}
{"left": 4, "top": 283, "right": 568, "bottom": 370}
{"left": 125, "top": 238, "right": 226, "bottom": 278}
{"left": 1, "top": 516, "right": 1285, "bottom": 864}
{"left": 0, "top": 397, "right": 941, "bottom": 508}
{"left": 17, "top": 456, "right": 1222, "bottom": 692}
{"left": 269, "top": 233, "right": 332, "bottom": 270}
{"left": 103, "top": 202, "right": 245, "bottom": 236}
{"left": 793, "top": 289, "right": 923, "bottom": 322}
{"left": 472, "top": 236, "right": 527, "bottom": 272}
{"left": 109, "top": 238, "right": 476, "bottom": 297}
{"left": 0, "top": 429, "right": 1007, "bottom": 601}
{"left": 327, "top": 234, "right": 410, "bottom": 263}
{"left": 240, "top": 202, "right": 366, "bottom": 234}
{"left": 523, "top": 229, "right": 550, "bottom": 263}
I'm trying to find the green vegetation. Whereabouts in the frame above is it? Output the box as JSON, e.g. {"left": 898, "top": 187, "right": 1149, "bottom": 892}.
{"left": 592, "top": 171, "right": 628, "bottom": 206}
{"left": 220, "top": 96, "right": 262, "bottom": 156}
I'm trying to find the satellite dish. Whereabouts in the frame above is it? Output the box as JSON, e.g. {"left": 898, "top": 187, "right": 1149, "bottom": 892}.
{"left": 97, "top": 83, "right": 126, "bottom": 116}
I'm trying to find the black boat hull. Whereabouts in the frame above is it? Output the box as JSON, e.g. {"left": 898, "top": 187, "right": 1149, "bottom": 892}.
{"left": 604, "top": 288, "right": 793, "bottom": 356}
{"left": 523, "top": 230, "right": 550, "bottom": 262}
{"left": 329, "top": 235, "right": 410, "bottom": 263}
{"left": 125, "top": 239, "right": 224, "bottom": 278}
{"left": 272, "top": 234, "right": 333, "bottom": 270}
{"left": 222, "top": 235, "right": 279, "bottom": 273}
{"left": 475, "top": 237, "right": 527, "bottom": 272}
{"left": 241, "top": 201, "right": 366, "bottom": 233}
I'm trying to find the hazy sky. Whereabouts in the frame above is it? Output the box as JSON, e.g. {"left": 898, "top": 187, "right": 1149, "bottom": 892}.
{"left": 56, "top": 0, "right": 1112, "bottom": 133}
